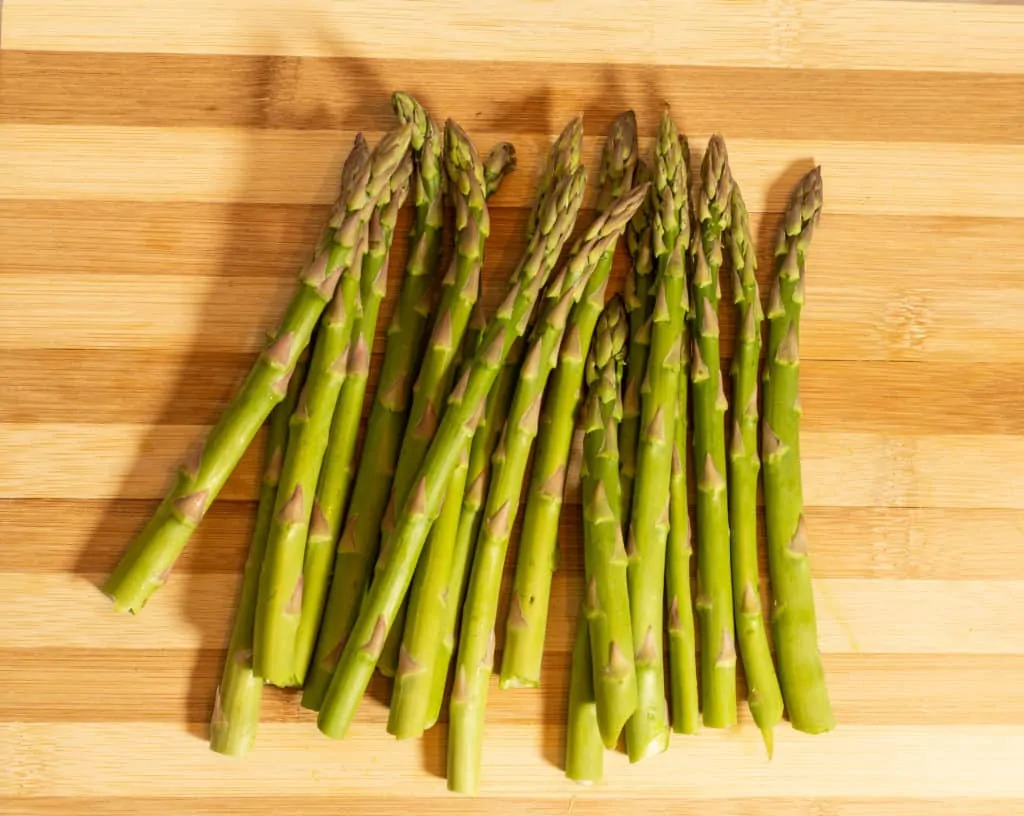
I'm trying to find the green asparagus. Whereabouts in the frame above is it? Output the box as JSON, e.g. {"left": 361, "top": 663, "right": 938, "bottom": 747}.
{"left": 425, "top": 339, "right": 525, "bottom": 729}
{"left": 104, "top": 124, "right": 412, "bottom": 614}
{"left": 624, "top": 110, "right": 688, "bottom": 762}
{"left": 209, "top": 347, "right": 309, "bottom": 756}
{"left": 448, "top": 183, "right": 647, "bottom": 794}
{"left": 386, "top": 308, "right": 485, "bottom": 735}
{"left": 501, "top": 111, "right": 638, "bottom": 690}
{"left": 374, "top": 120, "right": 492, "bottom": 679}
{"left": 301, "top": 105, "right": 443, "bottom": 710}
{"left": 763, "top": 167, "right": 834, "bottom": 734}
{"left": 580, "top": 296, "right": 635, "bottom": 747}
{"left": 382, "top": 121, "right": 582, "bottom": 708}
{"left": 727, "top": 181, "right": 784, "bottom": 753}
{"left": 665, "top": 337, "right": 698, "bottom": 735}
{"left": 483, "top": 142, "right": 518, "bottom": 197}
{"left": 254, "top": 135, "right": 414, "bottom": 688}
{"left": 619, "top": 158, "right": 655, "bottom": 526}
{"left": 565, "top": 601, "right": 603, "bottom": 785}
{"left": 690, "top": 135, "right": 736, "bottom": 728}
{"left": 317, "top": 129, "right": 589, "bottom": 746}
{"left": 377, "top": 141, "right": 516, "bottom": 682}
{"left": 291, "top": 152, "right": 413, "bottom": 686}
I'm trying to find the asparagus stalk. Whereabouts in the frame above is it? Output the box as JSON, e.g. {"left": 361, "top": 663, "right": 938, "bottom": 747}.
{"left": 690, "top": 135, "right": 737, "bottom": 728}
{"left": 425, "top": 338, "right": 525, "bottom": 729}
{"left": 209, "top": 347, "right": 309, "bottom": 756}
{"left": 378, "top": 140, "right": 520, "bottom": 679}
{"left": 374, "top": 121, "right": 493, "bottom": 680}
{"left": 525, "top": 116, "right": 584, "bottom": 244}
{"left": 291, "top": 153, "right": 414, "bottom": 686}
{"left": 501, "top": 111, "right": 638, "bottom": 690}
{"left": 387, "top": 440, "right": 471, "bottom": 737}
{"left": 448, "top": 183, "right": 647, "bottom": 794}
{"left": 387, "top": 307, "right": 485, "bottom": 734}
{"left": 253, "top": 134, "right": 414, "bottom": 687}
{"left": 300, "top": 107, "right": 442, "bottom": 711}
{"left": 666, "top": 343, "right": 698, "bottom": 735}
{"left": 624, "top": 110, "right": 688, "bottom": 762}
{"left": 565, "top": 601, "right": 603, "bottom": 785}
{"left": 483, "top": 142, "right": 518, "bottom": 197}
{"left": 727, "top": 182, "right": 784, "bottom": 752}
{"left": 104, "top": 124, "right": 412, "bottom": 614}
{"left": 619, "top": 158, "right": 655, "bottom": 531}
{"left": 579, "top": 296, "right": 636, "bottom": 747}
{"left": 377, "top": 124, "right": 575, "bottom": 688}
{"left": 316, "top": 126, "right": 589, "bottom": 745}
{"left": 763, "top": 167, "right": 834, "bottom": 734}
{"left": 301, "top": 113, "right": 519, "bottom": 710}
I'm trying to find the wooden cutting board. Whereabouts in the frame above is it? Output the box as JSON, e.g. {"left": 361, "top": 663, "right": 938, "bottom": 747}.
{"left": 3, "top": 2, "right": 1024, "bottom": 813}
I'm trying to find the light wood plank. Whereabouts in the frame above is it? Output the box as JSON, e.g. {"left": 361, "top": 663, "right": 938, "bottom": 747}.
{"left": 5, "top": 264, "right": 1023, "bottom": 362}
{"left": 4, "top": 424, "right": 1022, "bottom": 508}
{"left": 3, "top": 125, "right": 1024, "bottom": 218}
{"left": 2, "top": 650, "right": 1021, "bottom": 727}
{"left": 2, "top": 721, "right": 1023, "bottom": 797}
{"left": 4, "top": 797, "right": 1023, "bottom": 816}
{"left": 4, "top": 0, "right": 1023, "bottom": 75}
{"left": 1, "top": 573, "right": 1020, "bottom": 655}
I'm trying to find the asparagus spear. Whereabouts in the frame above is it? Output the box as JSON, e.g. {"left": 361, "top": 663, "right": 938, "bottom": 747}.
{"left": 300, "top": 107, "right": 442, "bottom": 710}
{"left": 483, "top": 142, "right": 518, "bottom": 197}
{"left": 579, "top": 295, "right": 636, "bottom": 747}
{"left": 763, "top": 167, "right": 834, "bottom": 734}
{"left": 619, "top": 158, "right": 655, "bottom": 525}
{"left": 104, "top": 124, "right": 412, "bottom": 614}
{"left": 501, "top": 111, "right": 638, "bottom": 690}
{"left": 291, "top": 152, "right": 414, "bottom": 686}
{"left": 690, "top": 135, "right": 737, "bottom": 728}
{"left": 565, "top": 601, "right": 603, "bottom": 785}
{"left": 386, "top": 307, "right": 483, "bottom": 735}
{"left": 301, "top": 115, "right": 518, "bottom": 710}
{"left": 377, "top": 141, "right": 516, "bottom": 682}
{"left": 666, "top": 340, "right": 698, "bottom": 735}
{"left": 388, "top": 121, "right": 585, "bottom": 722}
{"left": 209, "top": 347, "right": 309, "bottom": 756}
{"left": 387, "top": 440, "right": 470, "bottom": 737}
{"left": 525, "top": 116, "right": 584, "bottom": 243}
{"left": 624, "top": 110, "right": 688, "bottom": 762}
{"left": 448, "top": 184, "right": 647, "bottom": 794}
{"left": 425, "top": 339, "right": 525, "bottom": 729}
{"left": 254, "top": 135, "right": 414, "bottom": 687}
{"left": 373, "top": 121, "right": 493, "bottom": 680}
{"left": 727, "top": 182, "right": 784, "bottom": 752}
{"left": 316, "top": 129, "right": 589, "bottom": 745}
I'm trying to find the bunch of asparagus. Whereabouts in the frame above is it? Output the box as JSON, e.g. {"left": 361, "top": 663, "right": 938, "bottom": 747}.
{"left": 104, "top": 91, "right": 833, "bottom": 792}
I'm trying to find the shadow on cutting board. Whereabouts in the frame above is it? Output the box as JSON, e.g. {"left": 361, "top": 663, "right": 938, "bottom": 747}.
{"left": 72, "top": 17, "right": 397, "bottom": 745}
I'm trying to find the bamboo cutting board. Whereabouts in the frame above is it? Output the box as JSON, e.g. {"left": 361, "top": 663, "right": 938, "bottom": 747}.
{"left": 3, "top": 1, "right": 1024, "bottom": 813}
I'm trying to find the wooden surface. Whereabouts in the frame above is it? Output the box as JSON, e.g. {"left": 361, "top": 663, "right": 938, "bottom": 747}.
{"left": 3, "top": 1, "right": 1024, "bottom": 813}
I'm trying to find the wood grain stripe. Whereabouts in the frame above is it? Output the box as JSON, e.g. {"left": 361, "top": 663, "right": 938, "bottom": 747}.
{"left": 5, "top": 264, "right": 1022, "bottom": 362}
{"left": 3, "top": 125, "right": 1024, "bottom": 217}
{"left": 4, "top": 798, "right": 1023, "bottom": 816}
{"left": 2, "top": 573, "right": 1019, "bottom": 655}
{"left": 2, "top": 651, "right": 1021, "bottom": 727}
{"left": 3, "top": 51, "right": 1023, "bottom": 145}
{"left": 3, "top": 500, "right": 1015, "bottom": 581}
{"left": 4, "top": 0, "right": 1022, "bottom": 75}
{"left": 4, "top": 425, "right": 1021, "bottom": 508}
{"left": 3, "top": 721, "right": 1022, "bottom": 797}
